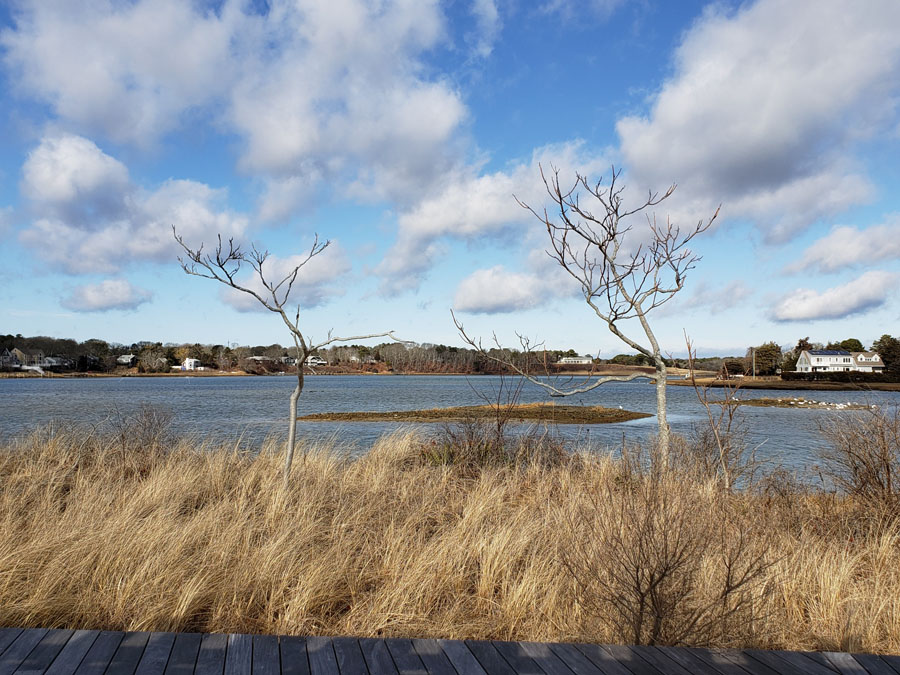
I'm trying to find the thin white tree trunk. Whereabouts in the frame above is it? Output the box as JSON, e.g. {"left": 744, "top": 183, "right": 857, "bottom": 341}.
{"left": 283, "top": 367, "right": 304, "bottom": 484}
{"left": 655, "top": 358, "right": 669, "bottom": 468}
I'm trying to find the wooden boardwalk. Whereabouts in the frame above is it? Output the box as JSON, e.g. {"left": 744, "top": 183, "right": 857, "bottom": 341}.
{"left": 1, "top": 627, "right": 899, "bottom": 675}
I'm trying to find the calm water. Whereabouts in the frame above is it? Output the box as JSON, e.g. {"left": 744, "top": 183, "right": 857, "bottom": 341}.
{"left": 1, "top": 374, "right": 898, "bottom": 470}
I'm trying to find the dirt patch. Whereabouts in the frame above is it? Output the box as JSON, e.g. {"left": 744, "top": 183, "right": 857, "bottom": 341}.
{"left": 298, "top": 402, "right": 651, "bottom": 424}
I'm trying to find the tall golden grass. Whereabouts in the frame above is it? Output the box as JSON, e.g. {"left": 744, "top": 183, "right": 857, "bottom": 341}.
{"left": 0, "top": 425, "right": 898, "bottom": 653}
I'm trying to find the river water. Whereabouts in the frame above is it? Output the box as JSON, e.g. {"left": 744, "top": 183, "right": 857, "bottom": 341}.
{"left": 1, "top": 374, "right": 897, "bottom": 470}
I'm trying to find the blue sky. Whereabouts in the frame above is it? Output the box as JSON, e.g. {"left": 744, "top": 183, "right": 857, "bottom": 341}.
{"left": 2, "top": 0, "right": 900, "bottom": 357}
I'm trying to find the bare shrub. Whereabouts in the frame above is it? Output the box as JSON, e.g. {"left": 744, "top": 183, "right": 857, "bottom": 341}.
{"left": 560, "top": 462, "right": 775, "bottom": 646}
{"left": 818, "top": 405, "right": 900, "bottom": 513}
{"left": 423, "top": 418, "right": 566, "bottom": 470}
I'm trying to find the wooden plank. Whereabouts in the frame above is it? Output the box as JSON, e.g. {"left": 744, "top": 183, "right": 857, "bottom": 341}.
{"left": 652, "top": 647, "right": 735, "bottom": 675}
{"left": 547, "top": 643, "right": 606, "bottom": 675}
{"left": 0, "top": 630, "right": 24, "bottom": 659}
{"left": 0, "top": 629, "right": 50, "bottom": 675}
{"left": 105, "top": 632, "right": 151, "bottom": 675}
{"left": 279, "top": 637, "right": 310, "bottom": 675}
{"left": 518, "top": 641, "right": 577, "bottom": 675}
{"left": 134, "top": 633, "right": 176, "bottom": 675}
{"left": 437, "top": 640, "right": 486, "bottom": 675}
{"left": 850, "top": 653, "right": 899, "bottom": 675}
{"left": 803, "top": 652, "right": 842, "bottom": 672}
{"left": 597, "top": 645, "right": 662, "bottom": 675}
{"left": 332, "top": 637, "right": 368, "bottom": 675}
{"left": 73, "top": 632, "right": 125, "bottom": 675}
{"left": 195, "top": 634, "right": 228, "bottom": 675}
{"left": 306, "top": 637, "right": 339, "bottom": 675}
{"left": 383, "top": 640, "right": 426, "bottom": 675}
{"left": 359, "top": 639, "right": 398, "bottom": 675}
{"left": 14, "top": 629, "right": 74, "bottom": 675}
{"left": 490, "top": 642, "right": 542, "bottom": 675}
{"left": 628, "top": 646, "right": 694, "bottom": 675}
{"left": 409, "top": 639, "right": 458, "bottom": 675}
{"left": 44, "top": 630, "right": 101, "bottom": 675}
{"left": 224, "top": 634, "right": 251, "bottom": 675}
{"left": 816, "top": 651, "right": 867, "bottom": 674}
{"left": 689, "top": 648, "right": 782, "bottom": 675}
{"left": 572, "top": 643, "right": 635, "bottom": 675}
{"left": 745, "top": 649, "right": 833, "bottom": 675}
{"left": 163, "top": 633, "right": 201, "bottom": 675}
{"left": 877, "top": 653, "right": 900, "bottom": 674}
{"left": 253, "top": 635, "right": 281, "bottom": 675}
{"left": 463, "top": 641, "right": 516, "bottom": 675}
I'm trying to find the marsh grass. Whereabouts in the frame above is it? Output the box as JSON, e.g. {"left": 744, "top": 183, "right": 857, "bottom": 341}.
{"left": 0, "top": 426, "right": 899, "bottom": 653}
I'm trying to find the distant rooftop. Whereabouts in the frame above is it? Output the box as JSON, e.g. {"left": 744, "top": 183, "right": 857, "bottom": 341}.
{"left": 808, "top": 349, "right": 851, "bottom": 356}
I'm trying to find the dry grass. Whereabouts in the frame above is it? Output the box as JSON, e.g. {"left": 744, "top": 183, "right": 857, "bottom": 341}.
{"left": 0, "top": 426, "right": 899, "bottom": 653}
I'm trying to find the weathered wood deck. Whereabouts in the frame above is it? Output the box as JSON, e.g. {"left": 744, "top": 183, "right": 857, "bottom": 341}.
{"left": 1, "top": 627, "right": 899, "bottom": 675}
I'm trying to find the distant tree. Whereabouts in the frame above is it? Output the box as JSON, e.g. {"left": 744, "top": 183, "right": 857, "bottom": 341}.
{"left": 873, "top": 335, "right": 900, "bottom": 374}
{"left": 175, "top": 229, "right": 398, "bottom": 483}
{"left": 720, "top": 358, "right": 745, "bottom": 378}
{"left": 840, "top": 338, "right": 865, "bottom": 352}
{"left": 746, "top": 342, "right": 781, "bottom": 376}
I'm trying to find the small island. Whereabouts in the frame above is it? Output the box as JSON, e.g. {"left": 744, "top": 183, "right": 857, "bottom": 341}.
{"left": 298, "top": 402, "right": 650, "bottom": 424}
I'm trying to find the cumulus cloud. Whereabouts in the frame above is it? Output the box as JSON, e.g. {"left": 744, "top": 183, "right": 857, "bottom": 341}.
{"left": 772, "top": 271, "right": 897, "bottom": 322}
{"left": 18, "top": 134, "right": 248, "bottom": 274}
{"left": 221, "top": 243, "right": 352, "bottom": 313}
{"left": 1, "top": 0, "right": 239, "bottom": 145}
{"left": 377, "top": 141, "right": 609, "bottom": 294}
{"left": 788, "top": 216, "right": 900, "bottom": 273}
{"left": 62, "top": 279, "right": 152, "bottom": 312}
{"left": 453, "top": 265, "right": 546, "bottom": 314}
{"left": 617, "top": 0, "right": 900, "bottom": 242}
{"left": 2, "top": 1, "right": 469, "bottom": 212}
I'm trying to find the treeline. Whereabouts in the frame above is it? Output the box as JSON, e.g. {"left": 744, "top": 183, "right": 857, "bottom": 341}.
{"left": 2, "top": 333, "right": 736, "bottom": 375}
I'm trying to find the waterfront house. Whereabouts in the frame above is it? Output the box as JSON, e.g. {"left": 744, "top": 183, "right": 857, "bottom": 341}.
{"left": 794, "top": 349, "right": 885, "bottom": 373}
{"left": 182, "top": 357, "right": 202, "bottom": 371}
{"left": 117, "top": 354, "right": 137, "bottom": 367}
{"left": 558, "top": 356, "right": 593, "bottom": 365}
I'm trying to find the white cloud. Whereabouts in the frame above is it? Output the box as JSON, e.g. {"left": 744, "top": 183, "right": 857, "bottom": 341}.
{"left": 377, "top": 140, "right": 609, "bottom": 293}
{"left": 18, "top": 134, "right": 248, "bottom": 274}
{"left": 221, "top": 243, "right": 352, "bottom": 313}
{"left": 617, "top": 0, "right": 900, "bottom": 242}
{"left": 788, "top": 216, "right": 900, "bottom": 273}
{"left": 62, "top": 279, "right": 152, "bottom": 312}
{"left": 1, "top": 0, "right": 239, "bottom": 145}
{"left": 772, "top": 271, "right": 897, "bottom": 322}
{"left": 454, "top": 265, "right": 546, "bottom": 314}
{"left": 2, "top": 1, "right": 469, "bottom": 216}
{"left": 470, "top": 0, "right": 501, "bottom": 58}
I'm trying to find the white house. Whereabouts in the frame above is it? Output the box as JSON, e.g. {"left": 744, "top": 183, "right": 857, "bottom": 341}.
{"left": 795, "top": 349, "right": 884, "bottom": 373}
{"left": 558, "top": 356, "right": 593, "bottom": 365}
{"left": 305, "top": 355, "right": 327, "bottom": 366}
{"left": 182, "top": 358, "right": 202, "bottom": 371}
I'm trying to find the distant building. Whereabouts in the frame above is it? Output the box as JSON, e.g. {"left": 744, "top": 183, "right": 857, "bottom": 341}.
{"left": 117, "top": 354, "right": 137, "bottom": 367}
{"left": 558, "top": 356, "right": 593, "bottom": 365}
{"left": 182, "top": 358, "right": 202, "bottom": 371}
{"left": 305, "top": 355, "right": 327, "bottom": 366}
{"left": 794, "top": 349, "right": 884, "bottom": 373}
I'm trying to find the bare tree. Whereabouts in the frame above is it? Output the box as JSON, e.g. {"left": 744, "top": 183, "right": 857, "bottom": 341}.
{"left": 455, "top": 166, "right": 718, "bottom": 464}
{"left": 173, "top": 229, "right": 398, "bottom": 482}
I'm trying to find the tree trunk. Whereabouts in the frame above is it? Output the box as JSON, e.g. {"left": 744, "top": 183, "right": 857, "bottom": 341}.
{"left": 655, "top": 358, "right": 669, "bottom": 468}
{"left": 283, "top": 366, "right": 305, "bottom": 484}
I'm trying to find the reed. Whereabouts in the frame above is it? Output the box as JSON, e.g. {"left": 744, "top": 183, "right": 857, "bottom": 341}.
{"left": 0, "top": 426, "right": 898, "bottom": 653}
